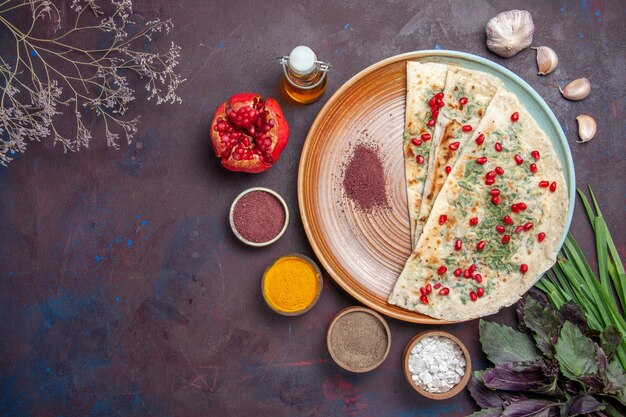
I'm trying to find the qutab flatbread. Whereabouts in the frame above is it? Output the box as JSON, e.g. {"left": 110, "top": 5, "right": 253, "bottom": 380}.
{"left": 413, "top": 67, "right": 503, "bottom": 246}
{"left": 403, "top": 62, "right": 448, "bottom": 248}
{"left": 389, "top": 88, "right": 568, "bottom": 321}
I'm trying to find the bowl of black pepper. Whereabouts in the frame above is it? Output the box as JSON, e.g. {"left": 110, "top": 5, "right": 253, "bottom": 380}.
{"left": 229, "top": 187, "right": 289, "bottom": 247}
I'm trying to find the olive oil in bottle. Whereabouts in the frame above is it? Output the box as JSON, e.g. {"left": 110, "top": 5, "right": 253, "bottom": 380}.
{"left": 278, "top": 46, "right": 331, "bottom": 104}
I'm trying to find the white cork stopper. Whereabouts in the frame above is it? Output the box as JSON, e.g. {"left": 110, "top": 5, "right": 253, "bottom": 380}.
{"left": 288, "top": 46, "right": 317, "bottom": 75}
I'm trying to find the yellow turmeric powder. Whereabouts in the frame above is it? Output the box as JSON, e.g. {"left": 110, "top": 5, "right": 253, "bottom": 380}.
{"left": 263, "top": 255, "right": 320, "bottom": 314}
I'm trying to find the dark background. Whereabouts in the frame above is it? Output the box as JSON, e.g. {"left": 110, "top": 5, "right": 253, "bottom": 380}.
{"left": 1, "top": 1, "right": 624, "bottom": 416}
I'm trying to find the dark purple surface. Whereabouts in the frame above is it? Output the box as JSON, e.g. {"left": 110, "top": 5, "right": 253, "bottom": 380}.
{"left": 1, "top": 1, "right": 625, "bottom": 416}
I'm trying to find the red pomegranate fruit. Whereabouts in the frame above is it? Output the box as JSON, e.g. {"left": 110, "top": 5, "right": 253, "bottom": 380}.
{"left": 210, "top": 93, "right": 289, "bottom": 173}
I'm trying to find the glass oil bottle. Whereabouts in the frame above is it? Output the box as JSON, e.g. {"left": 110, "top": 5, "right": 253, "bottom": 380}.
{"left": 277, "top": 46, "right": 331, "bottom": 104}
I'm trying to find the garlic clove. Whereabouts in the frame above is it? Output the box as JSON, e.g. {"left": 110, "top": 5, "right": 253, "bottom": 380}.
{"left": 532, "top": 46, "right": 558, "bottom": 75}
{"left": 576, "top": 115, "right": 597, "bottom": 143}
{"left": 486, "top": 10, "right": 535, "bottom": 58}
{"left": 560, "top": 77, "right": 591, "bottom": 101}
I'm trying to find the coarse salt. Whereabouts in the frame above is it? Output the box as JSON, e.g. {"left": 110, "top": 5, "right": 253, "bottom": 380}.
{"left": 407, "top": 336, "right": 466, "bottom": 393}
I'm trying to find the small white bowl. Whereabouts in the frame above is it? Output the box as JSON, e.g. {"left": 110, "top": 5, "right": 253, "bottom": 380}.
{"left": 229, "top": 187, "right": 289, "bottom": 247}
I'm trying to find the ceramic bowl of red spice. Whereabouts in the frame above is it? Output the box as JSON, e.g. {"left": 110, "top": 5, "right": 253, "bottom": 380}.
{"left": 229, "top": 187, "right": 289, "bottom": 247}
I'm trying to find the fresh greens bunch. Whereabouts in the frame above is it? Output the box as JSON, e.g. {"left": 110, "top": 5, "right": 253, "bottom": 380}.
{"left": 536, "top": 188, "right": 626, "bottom": 371}
{"left": 468, "top": 294, "right": 626, "bottom": 416}
{"left": 469, "top": 187, "right": 626, "bottom": 417}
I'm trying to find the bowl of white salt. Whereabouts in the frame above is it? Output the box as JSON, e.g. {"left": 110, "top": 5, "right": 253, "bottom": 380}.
{"left": 402, "top": 330, "right": 471, "bottom": 400}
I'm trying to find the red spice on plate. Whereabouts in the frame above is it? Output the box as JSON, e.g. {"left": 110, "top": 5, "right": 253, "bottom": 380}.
{"left": 232, "top": 190, "right": 286, "bottom": 243}
{"left": 342, "top": 145, "right": 388, "bottom": 212}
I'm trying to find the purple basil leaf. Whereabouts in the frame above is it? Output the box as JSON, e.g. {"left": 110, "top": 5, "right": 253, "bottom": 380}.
{"left": 480, "top": 319, "right": 539, "bottom": 365}
{"left": 562, "top": 394, "right": 604, "bottom": 416}
{"left": 558, "top": 302, "right": 588, "bottom": 333}
{"left": 522, "top": 297, "right": 561, "bottom": 358}
{"left": 600, "top": 326, "right": 622, "bottom": 360}
{"left": 469, "top": 373, "right": 504, "bottom": 408}
{"left": 483, "top": 361, "right": 559, "bottom": 395}
{"left": 466, "top": 408, "right": 504, "bottom": 417}
{"left": 502, "top": 399, "right": 560, "bottom": 417}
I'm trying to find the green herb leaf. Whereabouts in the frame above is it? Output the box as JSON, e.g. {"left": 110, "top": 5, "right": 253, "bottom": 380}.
{"left": 522, "top": 297, "right": 561, "bottom": 358}
{"left": 606, "top": 359, "right": 626, "bottom": 393}
{"left": 555, "top": 321, "right": 599, "bottom": 380}
{"left": 601, "top": 326, "right": 623, "bottom": 360}
{"left": 479, "top": 320, "right": 539, "bottom": 365}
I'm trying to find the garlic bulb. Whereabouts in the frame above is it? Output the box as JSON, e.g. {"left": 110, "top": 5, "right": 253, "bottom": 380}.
{"left": 486, "top": 10, "right": 535, "bottom": 58}
{"left": 532, "top": 46, "right": 558, "bottom": 75}
{"left": 576, "top": 115, "right": 597, "bottom": 143}
{"left": 560, "top": 78, "right": 591, "bottom": 101}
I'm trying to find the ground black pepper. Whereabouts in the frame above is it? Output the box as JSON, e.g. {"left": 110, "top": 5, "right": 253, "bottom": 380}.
{"left": 232, "top": 191, "right": 285, "bottom": 243}
{"left": 329, "top": 311, "right": 388, "bottom": 370}
{"left": 342, "top": 144, "right": 388, "bottom": 212}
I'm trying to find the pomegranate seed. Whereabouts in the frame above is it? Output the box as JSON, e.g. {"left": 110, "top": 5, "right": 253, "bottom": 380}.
{"left": 436, "top": 98, "right": 445, "bottom": 108}
{"left": 420, "top": 287, "right": 428, "bottom": 296}
{"left": 437, "top": 266, "right": 447, "bottom": 275}
{"left": 486, "top": 171, "right": 497, "bottom": 179}
{"left": 454, "top": 268, "right": 463, "bottom": 277}
{"left": 474, "top": 274, "right": 483, "bottom": 283}
{"left": 511, "top": 112, "right": 519, "bottom": 122}
{"left": 411, "top": 138, "right": 422, "bottom": 146}
{"left": 539, "top": 181, "right": 550, "bottom": 188}
{"left": 502, "top": 235, "right": 511, "bottom": 244}
{"left": 468, "top": 264, "right": 476, "bottom": 274}
{"left": 490, "top": 188, "right": 500, "bottom": 196}
{"left": 449, "top": 141, "right": 460, "bottom": 151}
{"left": 439, "top": 287, "right": 450, "bottom": 296}
{"left": 530, "top": 163, "right": 538, "bottom": 174}
{"left": 439, "top": 214, "right": 447, "bottom": 225}
{"left": 477, "top": 287, "right": 485, "bottom": 297}
{"left": 431, "top": 108, "right": 439, "bottom": 118}
{"left": 514, "top": 154, "right": 524, "bottom": 165}
{"left": 538, "top": 232, "right": 546, "bottom": 242}
{"left": 425, "top": 284, "right": 432, "bottom": 294}
{"left": 511, "top": 204, "right": 520, "bottom": 214}
{"left": 421, "top": 133, "right": 432, "bottom": 141}
{"left": 518, "top": 202, "right": 527, "bottom": 211}
{"left": 470, "top": 291, "right": 478, "bottom": 302}
{"left": 420, "top": 295, "right": 429, "bottom": 304}
{"left": 495, "top": 142, "right": 502, "bottom": 152}
{"left": 496, "top": 225, "right": 505, "bottom": 234}
{"left": 469, "top": 217, "right": 479, "bottom": 226}
{"left": 455, "top": 239, "right": 462, "bottom": 251}
{"left": 463, "top": 269, "right": 472, "bottom": 279}
{"left": 462, "top": 124, "right": 473, "bottom": 132}
{"left": 495, "top": 166, "right": 505, "bottom": 175}
{"left": 491, "top": 196, "right": 500, "bottom": 205}
{"left": 416, "top": 155, "right": 425, "bottom": 164}
{"left": 429, "top": 97, "right": 437, "bottom": 107}
{"left": 427, "top": 119, "right": 436, "bottom": 127}
{"left": 477, "top": 241, "right": 486, "bottom": 251}
{"left": 476, "top": 157, "right": 488, "bottom": 165}
{"left": 524, "top": 222, "right": 534, "bottom": 231}
{"left": 515, "top": 225, "right": 524, "bottom": 233}
{"left": 531, "top": 150, "right": 540, "bottom": 160}
{"left": 435, "top": 92, "right": 444, "bottom": 99}
{"left": 520, "top": 264, "right": 528, "bottom": 274}
{"left": 485, "top": 177, "right": 496, "bottom": 186}
{"left": 503, "top": 215, "right": 514, "bottom": 225}
{"left": 550, "top": 182, "right": 557, "bottom": 192}
{"left": 434, "top": 283, "right": 442, "bottom": 289}
{"left": 445, "top": 165, "right": 452, "bottom": 174}
{"left": 459, "top": 97, "right": 468, "bottom": 105}
{"left": 475, "top": 133, "right": 485, "bottom": 145}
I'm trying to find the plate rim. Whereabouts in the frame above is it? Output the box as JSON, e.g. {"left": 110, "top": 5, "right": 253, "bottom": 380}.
{"left": 297, "top": 49, "right": 575, "bottom": 324}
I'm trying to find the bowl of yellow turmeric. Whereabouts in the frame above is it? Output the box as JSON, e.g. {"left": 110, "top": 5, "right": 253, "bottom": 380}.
{"left": 262, "top": 253, "right": 323, "bottom": 316}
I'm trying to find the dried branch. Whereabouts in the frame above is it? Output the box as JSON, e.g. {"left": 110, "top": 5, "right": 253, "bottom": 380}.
{"left": 0, "top": 0, "right": 185, "bottom": 165}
